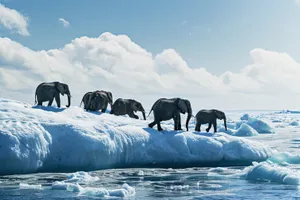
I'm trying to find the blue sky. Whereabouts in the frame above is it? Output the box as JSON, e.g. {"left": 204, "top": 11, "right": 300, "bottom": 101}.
{"left": 1, "top": 0, "right": 300, "bottom": 75}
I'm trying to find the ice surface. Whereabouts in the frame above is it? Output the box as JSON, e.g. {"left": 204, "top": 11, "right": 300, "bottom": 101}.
{"left": 0, "top": 98, "right": 273, "bottom": 175}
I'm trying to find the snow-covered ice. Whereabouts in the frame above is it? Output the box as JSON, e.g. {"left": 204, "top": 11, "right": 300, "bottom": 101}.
{"left": 0, "top": 98, "right": 273, "bottom": 175}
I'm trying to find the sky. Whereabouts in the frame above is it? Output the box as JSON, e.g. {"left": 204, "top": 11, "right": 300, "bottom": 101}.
{"left": 0, "top": 0, "right": 300, "bottom": 111}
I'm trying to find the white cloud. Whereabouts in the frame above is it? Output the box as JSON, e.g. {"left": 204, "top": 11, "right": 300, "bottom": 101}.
{"left": 296, "top": 0, "right": 300, "bottom": 6}
{"left": 58, "top": 18, "right": 70, "bottom": 28}
{"left": 1, "top": 32, "right": 300, "bottom": 110}
{"left": 0, "top": 3, "right": 29, "bottom": 36}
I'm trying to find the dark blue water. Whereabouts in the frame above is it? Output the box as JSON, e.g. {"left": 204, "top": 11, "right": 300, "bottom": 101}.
{"left": 1, "top": 167, "right": 300, "bottom": 200}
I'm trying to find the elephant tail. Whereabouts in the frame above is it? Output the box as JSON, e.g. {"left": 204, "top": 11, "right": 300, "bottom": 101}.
{"left": 147, "top": 107, "right": 154, "bottom": 118}
{"left": 79, "top": 100, "right": 83, "bottom": 107}
{"left": 34, "top": 89, "right": 37, "bottom": 105}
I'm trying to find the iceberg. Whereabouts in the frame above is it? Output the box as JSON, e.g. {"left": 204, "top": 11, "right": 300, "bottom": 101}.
{"left": 0, "top": 98, "right": 273, "bottom": 175}
{"left": 236, "top": 115, "right": 274, "bottom": 134}
{"left": 234, "top": 123, "right": 259, "bottom": 137}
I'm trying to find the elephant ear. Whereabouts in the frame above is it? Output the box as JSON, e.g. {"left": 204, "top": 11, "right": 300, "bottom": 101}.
{"left": 130, "top": 100, "right": 139, "bottom": 111}
{"left": 177, "top": 99, "right": 188, "bottom": 114}
{"left": 214, "top": 110, "right": 223, "bottom": 119}
{"left": 56, "top": 83, "right": 65, "bottom": 95}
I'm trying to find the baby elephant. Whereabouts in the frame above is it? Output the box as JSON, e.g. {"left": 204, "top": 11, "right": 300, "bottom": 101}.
{"left": 110, "top": 98, "right": 146, "bottom": 120}
{"left": 195, "top": 109, "right": 227, "bottom": 133}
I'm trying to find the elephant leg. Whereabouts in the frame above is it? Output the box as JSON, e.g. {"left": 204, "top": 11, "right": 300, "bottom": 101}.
{"left": 213, "top": 120, "right": 217, "bottom": 133}
{"left": 55, "top": 94, "right": 61, "bottom": 108}
{"left": 101, "top": 108, "right": 106, "bottom": 113}
{"left": 195, "top": 123, "right": 201, "bottom": 132}
{"left": 173, "top": 113, "right": 182, "bottom": 130}
{"left": 148, "top": 121, "right": 156, "bottom": 128}
{"left": 157, "top": 121, "right": 163, "bottom": 131}
{"left": 129, "top": 112, "right": 139, "bottom": 119}
{"left": 37, "top": 100, "right": 43, "bottom": 106}
{"left": 48, "top": 98, "right": 54, "bottom": 106}
{"left": 206, "top": 123, "right": 212, "bottom": 132}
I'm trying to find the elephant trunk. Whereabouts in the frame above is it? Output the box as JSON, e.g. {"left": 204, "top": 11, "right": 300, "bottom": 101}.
{"left": 142, "top": 111, "right": 146, "bottom": 120}
{"left": 186, "top": 105, "right": 193, "bottom": 131}
{"left": 223, "top": 117, "right": 227, "bottom": 131}
{"left": 66, "top": 93, "right": 71, "bottom": 108}
{"left": 186, "top": 114, "right": 192, "bottom": 131}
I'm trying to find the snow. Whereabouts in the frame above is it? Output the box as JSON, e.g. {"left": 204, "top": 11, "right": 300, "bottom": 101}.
{"left": 0, "top": 98, "right": 273, "bottom": 175}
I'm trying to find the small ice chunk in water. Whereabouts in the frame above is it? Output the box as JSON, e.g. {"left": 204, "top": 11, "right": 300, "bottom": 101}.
{"left": 290, "top": 121, "right": 299, "bottom": 126}
{"left": 19, "top": 183, "right": 42, "bottom": 190}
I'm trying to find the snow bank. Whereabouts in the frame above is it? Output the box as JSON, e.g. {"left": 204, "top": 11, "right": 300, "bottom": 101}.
{"left": 0, "top": 98, "right": 273, "bottom": 175}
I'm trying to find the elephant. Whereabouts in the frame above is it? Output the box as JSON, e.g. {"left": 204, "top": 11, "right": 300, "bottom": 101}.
{"left": 34, "top": 81, "right": 71, "bottom": 108}
{"left": 148, "top": 98, "right": 193, "bottom": 131}
{"left": 110, "top": 98, "right": 146, "bottom": 120}
{"left": 195, "top": 109, "right": 227, "bottom": 133}
{"left": 86, "top": 90, "right": 113, "bottom": 112}
{"left": 79, "top": 91, "right": 92, "bottom": 110}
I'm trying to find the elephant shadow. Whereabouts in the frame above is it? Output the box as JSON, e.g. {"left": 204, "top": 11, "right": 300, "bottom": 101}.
{"left": 192, "top": 132, "right": 215, "bottom": 137}
{"left": 32, "top": 105, "right": 66, "bottom": 113}
{"left": 86, "top": 109, "right": 111, "bottom": 116}
{"left": 143, "top": 127, "right": 216, "bottom": 138}
{"left": 142, "top": 127, "right": 186, "bottom": 136}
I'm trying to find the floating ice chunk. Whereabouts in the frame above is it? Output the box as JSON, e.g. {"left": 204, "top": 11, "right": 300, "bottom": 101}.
{"left": 268, "top": 152, "right": 300, "bottom": 165}
{"left": 137, "top": 170, "right": 144, "bottom": 176}
{"left": 234, "top": 123, "right": 259, "bottom": 137}
{"left": 169, "top": 185, "right": 189, "bottom": 190}
{"left": 208, "top": 167, "right": 228, "bottom": 173}
{"left": 240, "top": 114, "right": 250, "bottom": 120}
{"left": 236, "top": 118, "right": 274, "bottom": 134}
{"left": 65, "top": 171, "right": 99, "bottom": 183}
{"left": 218, "top": 127, "right": 235, "bottom": 135}
{"left": 51, "top": 181, "right": 81, "bottom": 192}
{"left": 290, "top": 121, "right": 299, "bottom": 126}
{"left": 244, "top": 162, "right": 300, "bottom": 185}
{"left": 19, "top": 183, "right": 42, "bottom": 190}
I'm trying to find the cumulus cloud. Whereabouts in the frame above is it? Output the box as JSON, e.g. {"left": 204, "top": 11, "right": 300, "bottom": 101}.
{"left": 0, "top": 32, "right": 300, "bottom": 110}
{"left": 0, "top": 3, "right": 29, "bottom": 36}
{"left": 58, "top": 18, "right": 70, "bottom": 28}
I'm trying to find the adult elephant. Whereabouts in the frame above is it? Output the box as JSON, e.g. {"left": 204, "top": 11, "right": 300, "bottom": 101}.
{"left": 148, "top": 98, "right": 193, "bottom": 131}
{"left": 86, "top": 90, "right": 113, "bottom": 112}
{"left": 79, "top": 91, "right": 92, "bottom": 110}
{"left": 195, "top": 109, "right": 227, "bottom": 133}
{"left": 110, "top": 98, "right": 146, "bottom": 120}
{"left": 34, "top": 81, "right": 71, "bottom": 108}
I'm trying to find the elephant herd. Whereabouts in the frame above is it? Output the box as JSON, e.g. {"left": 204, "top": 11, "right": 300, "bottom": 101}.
{"left": 34, "top": 81, "right": 228, "bottom": 133}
